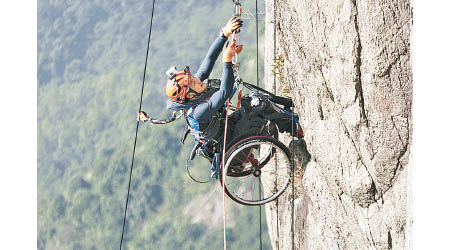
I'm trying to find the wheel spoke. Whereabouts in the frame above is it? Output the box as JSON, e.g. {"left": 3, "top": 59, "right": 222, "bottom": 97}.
{"left": 226, "top": 174, "right": 252, "bottom": 186}
{"left": 260, "top": 174, "right": 282, "bottom": 195}
{"left": 234, "top": 155, "right": 246, "bottom": 163}
{"left": 239, "top": 146, "right": 255, "bottom": 161}
{"left": 229, "top": 165, "right": 248, "bottom": 171}
{"left": 224, "top": 138, "right": 292, "bottom": 205}
{"left": 260, "top": 167, "right": 290, "bottom": 175}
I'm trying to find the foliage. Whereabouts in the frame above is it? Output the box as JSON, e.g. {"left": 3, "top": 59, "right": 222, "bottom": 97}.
{"left": 271, "top": 55, "right": 290, "bottom": 96}
{"left": 38, "top": 0, "right": 271, "bottom": 249}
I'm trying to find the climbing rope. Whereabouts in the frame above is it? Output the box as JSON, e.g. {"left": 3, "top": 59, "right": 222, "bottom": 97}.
{"left": 185, "top": 158, "right": 212, "bottom": 184}
{"left": 221, "top": 2, "right": 247, "bottom": 249}
{"left": 256, "top": 0, "right": 260, "bottom": 88}
{"left": 119, "top": 0, "right": 156, "bottom": 249}
{"left": 291, "top": 102, "right": 296, "bottom": 250}
{"left": 221, "top": 2, "right": 241, "bottom": 248}
{"left": 221, "top": 98, "right": 231, "bottom": 250}
{"left": 255, "top": 0, "right": 264, "bottom": 249}
{"left": 273, "top": 1, "right": 280, "bottom": 249}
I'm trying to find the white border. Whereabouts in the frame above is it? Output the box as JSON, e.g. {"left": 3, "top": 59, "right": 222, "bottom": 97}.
{"left": 0, "top": 2, "right": 37, "bottom": 249}
{"left": 413, "top": 1, "right": 450, "bottom": 248}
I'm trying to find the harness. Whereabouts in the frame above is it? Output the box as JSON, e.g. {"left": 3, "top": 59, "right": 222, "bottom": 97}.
{"left": 184, "top": 78, "right": 237, "bottom": 142}
{"left": 185, "top": 107, "right": 221, "bottom": 141}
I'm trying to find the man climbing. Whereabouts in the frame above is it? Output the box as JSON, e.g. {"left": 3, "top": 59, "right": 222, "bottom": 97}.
{"left": 139, "top": 16, "right": 301, "bottom": 177}
{"left": 164, "top": 16, "right": 243, "bottom": 142}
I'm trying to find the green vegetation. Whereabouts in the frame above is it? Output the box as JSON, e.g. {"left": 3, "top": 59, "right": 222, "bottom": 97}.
{"left": 38, "top": 0, "right": 271, "bottom": 249}
{"left": 271, "top": 55, "right": 290, "bottom": 96}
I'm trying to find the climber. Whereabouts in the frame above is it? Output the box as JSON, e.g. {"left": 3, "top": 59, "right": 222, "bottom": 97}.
{"left": 164, "top": 16, "right": 243, "bottom": 141}
{"left": 139, "top": 16, "right": 302, "bottom": 177}
{"left": 139, "top": 14, "right": 300, "bottom": 143}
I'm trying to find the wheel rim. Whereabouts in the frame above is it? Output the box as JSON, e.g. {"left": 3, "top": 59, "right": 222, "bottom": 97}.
{"left": 224, "top": 140, "right": 291, "bottom": 205}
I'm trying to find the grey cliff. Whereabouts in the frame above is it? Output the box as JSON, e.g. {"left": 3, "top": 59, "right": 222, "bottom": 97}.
{"left": 263, "top": 0, "right": 412, "bottom": 249}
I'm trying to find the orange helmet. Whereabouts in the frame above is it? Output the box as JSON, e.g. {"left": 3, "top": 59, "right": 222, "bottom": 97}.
{"left": 165, "top": 66, "right": 191, "bottom": 103}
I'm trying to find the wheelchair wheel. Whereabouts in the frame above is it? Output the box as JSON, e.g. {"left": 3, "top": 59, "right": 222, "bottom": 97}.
{"left": 220, "top": 135, "right": 292, "bottom": 206}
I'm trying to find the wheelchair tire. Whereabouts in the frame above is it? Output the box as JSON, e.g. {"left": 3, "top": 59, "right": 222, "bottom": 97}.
{"left": 219, "top": 136, "right": 292, "bottom": 206}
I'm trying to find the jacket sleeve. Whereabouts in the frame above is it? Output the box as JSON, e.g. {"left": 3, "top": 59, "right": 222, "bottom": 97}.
{"left": 194, "top": 34, "right": 228, "bottom": 82}
{"left": 192, "top": 62, "right": 234, "bottom": 122}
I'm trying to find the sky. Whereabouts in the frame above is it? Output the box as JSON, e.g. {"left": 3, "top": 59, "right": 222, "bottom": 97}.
{"left": 1, "top": 1, "right": 450, "bottom": 249}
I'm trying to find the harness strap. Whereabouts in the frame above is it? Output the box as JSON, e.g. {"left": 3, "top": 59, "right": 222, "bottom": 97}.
{"left": 236, "top": 89, "right": 242, "bottom": 111}
{"left": 186, "top": 107, "right": 221, "bottom": 141}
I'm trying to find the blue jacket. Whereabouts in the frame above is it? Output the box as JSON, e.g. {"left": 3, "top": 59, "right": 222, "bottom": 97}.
{"left": 167, "top": 34, "right": 235, "bottom": 125}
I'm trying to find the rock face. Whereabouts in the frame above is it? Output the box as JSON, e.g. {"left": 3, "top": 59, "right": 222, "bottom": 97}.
{"left": 263, "top": 0, "right": 412, "bottom": 249}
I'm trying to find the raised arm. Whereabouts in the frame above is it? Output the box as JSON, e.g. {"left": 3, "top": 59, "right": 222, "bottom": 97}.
{"left": 192, "top": 41, "right": 243, "bottom": 122}
{"left": 192, "top": 63, "right": 234, "bottom": 122}
{"left": 194, "top": 17, "right": 243, "bottom": 81}
{"left": 194, "top": 34, "right": 227, "bottom": 81}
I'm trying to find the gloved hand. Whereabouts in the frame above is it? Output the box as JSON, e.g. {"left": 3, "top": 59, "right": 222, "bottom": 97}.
{"left": 223, "top": 41, "right": 243, "bottom": 62}
{"left": 221, "top": 16, "right": 243, "bottom": 37}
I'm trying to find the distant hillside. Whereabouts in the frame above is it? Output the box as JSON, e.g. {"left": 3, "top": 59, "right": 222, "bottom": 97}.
{"left": 37, "top": 0, "right": 271, "bottom": 249}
